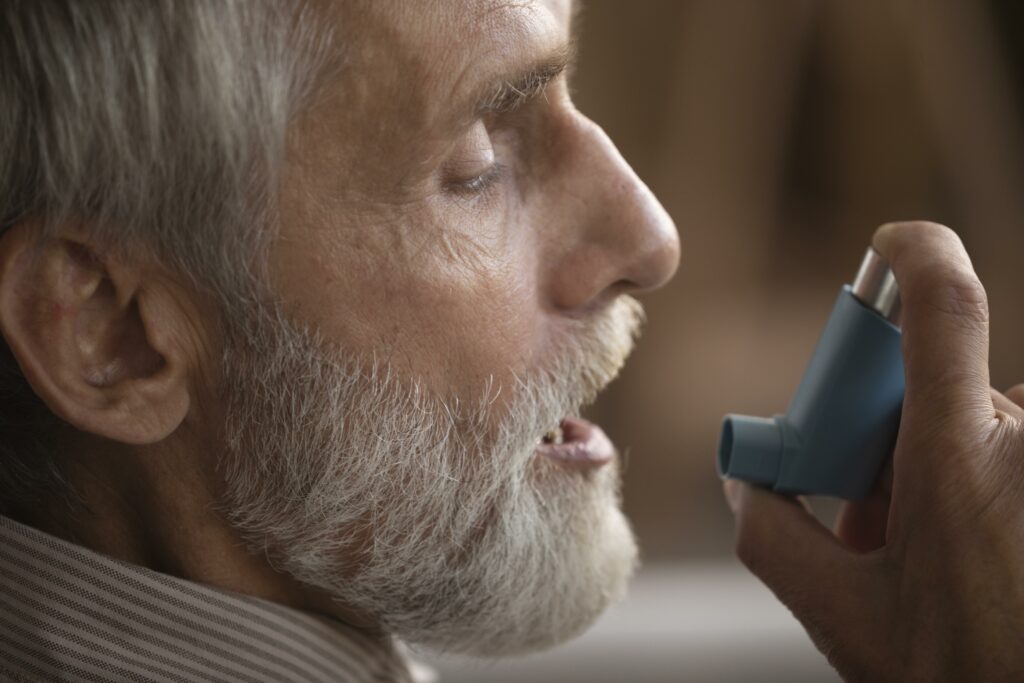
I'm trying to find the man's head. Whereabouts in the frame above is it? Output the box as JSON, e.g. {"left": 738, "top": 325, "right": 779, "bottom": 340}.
{"left": 0, "top": 0, "right": 679, "bottom": 657}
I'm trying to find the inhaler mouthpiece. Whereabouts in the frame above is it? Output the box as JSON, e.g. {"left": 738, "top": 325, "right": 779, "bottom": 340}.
{"left": 717, "top": 248, "right": 905, "bottom": 500}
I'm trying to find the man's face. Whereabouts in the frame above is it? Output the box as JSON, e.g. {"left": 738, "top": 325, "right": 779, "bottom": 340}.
{"left": 218, "top": 0, "right": 679, "bottom": 656}
{"left": 273, "top": 0, "right": 678, "bottom": 401}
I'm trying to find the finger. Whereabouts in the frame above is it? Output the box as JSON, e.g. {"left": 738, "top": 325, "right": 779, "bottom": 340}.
{"left": 835, "top": 497, "right": 889, "bottom": 553}
{"left": 724, "top": 480, "right": 874, "bottom": 645}
{"left": 992, "top": 387, "right": 1024, "bottom": 419}
{"left": 834, "top": 459, "right": 892, "bottom": 552}
{"left": 1005, "top": 383, "right": 1024, "bottom": 410}
{"left": 873, "top": 222, "right": 992, "bottom": 425}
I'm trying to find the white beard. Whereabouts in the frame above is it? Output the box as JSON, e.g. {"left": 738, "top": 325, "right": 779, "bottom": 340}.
{"left": 219, "top": 297, "right": 643, "bottom": 657}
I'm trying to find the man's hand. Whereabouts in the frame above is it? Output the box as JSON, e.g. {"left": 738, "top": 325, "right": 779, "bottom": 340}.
{"left": 723, "top": 222, "right": 1024, "bottom": 682}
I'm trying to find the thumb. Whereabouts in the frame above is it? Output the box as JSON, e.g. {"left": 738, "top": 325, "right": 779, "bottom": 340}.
{"left": 724, "top": 480, "right": 878, "bottom": 658}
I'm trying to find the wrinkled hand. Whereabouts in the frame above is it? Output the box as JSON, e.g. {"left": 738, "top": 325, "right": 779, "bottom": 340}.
{"left": 723, "top": 222, "right": 1024, "bottom": 682}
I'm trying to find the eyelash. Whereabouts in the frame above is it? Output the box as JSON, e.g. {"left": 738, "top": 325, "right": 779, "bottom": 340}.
{"left": 447, "top": 161, "right": 505, "bottom": 200}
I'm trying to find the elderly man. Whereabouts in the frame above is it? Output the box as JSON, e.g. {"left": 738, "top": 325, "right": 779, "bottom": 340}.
{"left": 0, "top": 1, "right": 673, "bottom": 680}
{"left": 1, "top": 1, "right": 1022, "bottom": 682}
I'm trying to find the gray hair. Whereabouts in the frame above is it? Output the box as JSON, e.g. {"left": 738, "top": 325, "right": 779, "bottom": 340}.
{"left": 0, "top": 0, "right": 335, "bottom": 512}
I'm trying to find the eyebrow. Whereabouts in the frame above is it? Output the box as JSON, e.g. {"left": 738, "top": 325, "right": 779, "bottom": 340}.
{"left": 474, "top": 42, "right": 576, "bottom": 118}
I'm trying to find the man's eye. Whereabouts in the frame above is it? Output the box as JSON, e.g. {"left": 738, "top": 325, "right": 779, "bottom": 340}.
{"left": 442, "top": 121, "right": 503, "bottom": 198}
{"left": 449, "top": 162, "right": 504, "bottom": 197}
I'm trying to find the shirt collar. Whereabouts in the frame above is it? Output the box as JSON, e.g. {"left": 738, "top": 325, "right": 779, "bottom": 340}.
{"left": 0, "top": 514, "right": 417, "bottom": 682}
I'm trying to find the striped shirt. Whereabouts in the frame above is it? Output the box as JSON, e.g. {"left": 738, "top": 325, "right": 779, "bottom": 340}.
{"left": 0, "top": 515, "right": 418, "bottom": 682}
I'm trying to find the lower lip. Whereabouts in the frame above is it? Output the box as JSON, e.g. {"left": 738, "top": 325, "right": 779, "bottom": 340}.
{"left": 536, "top": 417, "right": 616, "bottom": 470}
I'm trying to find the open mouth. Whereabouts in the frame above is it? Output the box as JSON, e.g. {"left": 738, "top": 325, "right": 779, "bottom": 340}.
{"left": 541, "top": 425, "right": 564, "bottom": 445}
{"left": 536, "top": 417, "right": 615, "bottom": 469}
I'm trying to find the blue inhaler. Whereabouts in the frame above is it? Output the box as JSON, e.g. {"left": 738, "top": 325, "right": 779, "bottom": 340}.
{"left": 717, "top": 248, "right": 905, "bottom": 500}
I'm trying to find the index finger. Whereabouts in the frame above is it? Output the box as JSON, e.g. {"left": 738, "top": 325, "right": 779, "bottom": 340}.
{"left": 724, "top": 480, "right": 880, "bottom": 665}
{"left": 873, "top": 222, "right": 992, "bottom": 425}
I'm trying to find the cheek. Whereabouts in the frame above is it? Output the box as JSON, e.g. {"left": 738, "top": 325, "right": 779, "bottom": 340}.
{"left": 404, "top": 260, "right": 538, "bottom": 394}
{"left": 272, "top": 197, "right": 545, "bottom": 400}
{"left": 385, "top": 206, "right": 542, "bottom": 396}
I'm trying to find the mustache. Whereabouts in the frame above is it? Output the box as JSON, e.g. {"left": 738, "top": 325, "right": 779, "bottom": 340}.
{"left": 552, "top": 295, "right": 646, "bottom": 407}
{"left": 574, "top": 295, "right": 646, "bottom": 402}
{"left": 496, "top": 295, "right": 646, "bottom": 447}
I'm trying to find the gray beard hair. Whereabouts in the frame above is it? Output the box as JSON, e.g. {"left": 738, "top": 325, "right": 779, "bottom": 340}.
{"left": 219, "top": 297, "right": 644, "bottom": 657}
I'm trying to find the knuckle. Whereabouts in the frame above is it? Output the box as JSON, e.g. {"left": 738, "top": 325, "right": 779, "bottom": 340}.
{"left": 970, "top": 420, "right": 1021, "bottom": 504}
{"left": 917, "top": 420, "right": 1006, "bottom": 524}
{"left": 941, "top": 275, "right": 989, "bottom": 325}
{"left": 909, "top": 265, "right": 989, "bottom": 327}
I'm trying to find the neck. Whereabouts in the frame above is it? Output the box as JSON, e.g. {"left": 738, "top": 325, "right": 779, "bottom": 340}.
{"left": 12, "top": 426, "right": 379, "bottom": 633}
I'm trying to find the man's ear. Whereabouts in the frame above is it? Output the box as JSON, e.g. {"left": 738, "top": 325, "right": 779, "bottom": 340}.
{"left": 0, "top": 224, "right": 193, "bottom": 444}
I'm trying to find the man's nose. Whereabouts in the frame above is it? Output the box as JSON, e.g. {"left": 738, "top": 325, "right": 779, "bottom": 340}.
{"left": 545, "top": 114, "right": 680, "bottom": 313}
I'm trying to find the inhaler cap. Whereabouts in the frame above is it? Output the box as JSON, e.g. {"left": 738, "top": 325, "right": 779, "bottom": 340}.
{"left": 851, "top": 247, "right": 900, "bottom": 325}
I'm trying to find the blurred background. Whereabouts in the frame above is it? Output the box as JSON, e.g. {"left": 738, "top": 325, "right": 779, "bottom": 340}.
{"left": 427, "top": 0, "right": 1024, "bottom": 680}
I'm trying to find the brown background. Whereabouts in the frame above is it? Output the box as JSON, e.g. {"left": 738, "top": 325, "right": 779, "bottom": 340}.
{"left": 574, "top": 0, "right": 1024, "bottom": 561}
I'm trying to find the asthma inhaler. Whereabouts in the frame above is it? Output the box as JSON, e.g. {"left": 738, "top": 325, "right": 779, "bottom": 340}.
{"left": 717, "top": 247, "right": 905, "bottom": 500}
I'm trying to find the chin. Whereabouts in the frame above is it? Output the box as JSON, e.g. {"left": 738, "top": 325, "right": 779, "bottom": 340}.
{"left": 395, "top": 457, "right": 640, "bottom": 659}
{"left": 457, "top": 505, "right": 638, "bottom": 658}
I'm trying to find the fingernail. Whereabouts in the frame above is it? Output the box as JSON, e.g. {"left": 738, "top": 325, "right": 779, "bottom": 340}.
{"left": 723, "top": 479, "right": 742, "bottom": 513}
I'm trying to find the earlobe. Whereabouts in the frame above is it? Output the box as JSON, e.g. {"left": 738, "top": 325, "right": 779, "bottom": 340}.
{"left": 0, "top": 224, "right": 192, "bottom": 445}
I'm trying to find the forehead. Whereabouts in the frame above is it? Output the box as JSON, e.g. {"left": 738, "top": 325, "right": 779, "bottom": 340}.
{"left": 328, "top": 0, "right": 571, "bottom": 57}
{"left": 275, "top": 1, "right": 576, "bottom": 368}
{"left": 315, "top": 0, "right": 571, "bottom": 118}
{"left": 292, "top": 0, "right": 573, "bottom": 193}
